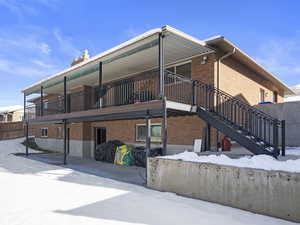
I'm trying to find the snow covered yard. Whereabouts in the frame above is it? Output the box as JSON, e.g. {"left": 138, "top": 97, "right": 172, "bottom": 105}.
{"left": 0, "top": 138, "right": 298, "bottom": 225}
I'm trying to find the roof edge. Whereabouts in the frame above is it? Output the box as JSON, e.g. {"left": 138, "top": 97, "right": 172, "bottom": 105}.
{"left": 205, "top": 36, "right": 295, "bottom": 95}
{"left": 22, "top": 27, "right": 162, "bottom": 94}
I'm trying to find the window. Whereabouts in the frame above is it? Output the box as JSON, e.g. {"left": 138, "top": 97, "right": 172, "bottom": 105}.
{"left": 58, "top": 96, "right": 64, "bottom": 112}
{"left": 43, "top": 100, "right": 48, "bottom": 110}
{"left": 41, "top": 128, "right": 48, "bottom": 137}
{"left": 273, "top": 91, "right": 278, "bottom": 103}
{"left": 260, "top": 89, "right": 265, "bottom": 103}
{"left": 166, "top": 62, "right": 191, "bottom": 78}
{"left": 136, "top": 123, "right": 162, "bottom": 142}
{"left": 57, "top": 127, "right": 62, "bottom": 138}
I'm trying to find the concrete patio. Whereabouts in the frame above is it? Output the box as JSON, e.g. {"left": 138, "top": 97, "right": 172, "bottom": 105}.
{"left": 18, "top": 152, "right": 146, "bottom": 186}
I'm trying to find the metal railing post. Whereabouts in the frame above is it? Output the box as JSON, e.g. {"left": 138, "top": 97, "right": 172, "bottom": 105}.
{"left": 273, "top": 119, "right": 279, "bottom": 155}
{"left": 281, "top": 120, "right": 286, "bottom": 156}
{"left": 192, "top": 80, "right": 197, "bottom": 105}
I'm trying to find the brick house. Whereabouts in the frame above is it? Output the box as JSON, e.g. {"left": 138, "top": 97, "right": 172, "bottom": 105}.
{"left": 0, "top": 105, "right": 24, "bottom": 122}
{"left": 22, "top": 26, "right": 293, "bottom": 162}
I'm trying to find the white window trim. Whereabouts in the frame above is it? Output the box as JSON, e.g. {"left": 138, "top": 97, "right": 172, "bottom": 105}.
{"left": 41, "top": 127, "right": 48, "bottom": 138}
{"left": 135, "top": 123, "right": 162, "bottom": 143}
{"left": 43, "top": 100, "right": 49, "bottom": 110}
{"left": 165, "top": 61, "right": 192, "bottom": 86}
{"left": 166, "top": 60, "right": 192, "bottom": 70}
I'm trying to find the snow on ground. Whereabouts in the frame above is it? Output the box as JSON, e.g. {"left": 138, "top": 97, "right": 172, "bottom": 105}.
{"left": 0, "top": 138, "right": 298, "bottom": 225}
{"left": 161, "top": 151, "right": 300, "bottom": 173}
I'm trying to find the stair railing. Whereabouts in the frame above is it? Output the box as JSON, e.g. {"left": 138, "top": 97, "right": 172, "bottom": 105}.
{"left": 163, "top": 70, "right": 284, "bottom": 155}
{"left": 193, "top": 79, "right": 282, "bottom": 154}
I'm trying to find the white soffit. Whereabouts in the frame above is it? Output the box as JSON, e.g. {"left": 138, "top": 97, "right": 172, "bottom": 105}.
{"left": 23, "top": 26, "right": 214, "bottom": 95}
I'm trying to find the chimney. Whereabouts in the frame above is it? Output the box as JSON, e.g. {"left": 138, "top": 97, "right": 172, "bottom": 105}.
{"left": 71, "top": 49, "right": 90, "bottom": 66}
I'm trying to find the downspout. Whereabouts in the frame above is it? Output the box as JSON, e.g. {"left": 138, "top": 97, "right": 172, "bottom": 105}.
{"left": 216, "top": 47, "right": 236, "bottom": 151}
{"left": 217, "top": 48, "right": 236, "bottom": 90}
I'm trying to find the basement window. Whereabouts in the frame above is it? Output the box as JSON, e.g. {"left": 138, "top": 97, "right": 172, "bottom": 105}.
{"left": 136, "top": 123, "right": 162, "bottom": 142}
{"left": 41, "top": 128, "right": 48, "bottom": 138}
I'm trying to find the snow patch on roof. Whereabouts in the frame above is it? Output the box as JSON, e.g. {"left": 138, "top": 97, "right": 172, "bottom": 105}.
{"left": 0, "top": 105, "right": 23, "bottom": 114}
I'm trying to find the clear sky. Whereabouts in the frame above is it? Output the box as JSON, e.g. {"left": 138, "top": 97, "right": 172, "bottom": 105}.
{"left": 0, "top": 0, "right": 299, "bottom": 107}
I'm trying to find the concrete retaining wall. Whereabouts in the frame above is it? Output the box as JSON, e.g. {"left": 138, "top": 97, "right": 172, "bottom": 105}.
{"left": 147, "top": 158, "right": 300, "bottom": 222}
{"left": 256, "top": 102, "right": 300, "bottom": 146}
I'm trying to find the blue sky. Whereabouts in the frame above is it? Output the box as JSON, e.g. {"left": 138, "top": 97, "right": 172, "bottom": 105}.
{"left": 0, "top": 0, "right": 300, "bottom": 107}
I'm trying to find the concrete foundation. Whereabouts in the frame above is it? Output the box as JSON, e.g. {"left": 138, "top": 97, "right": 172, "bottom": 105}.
{"left": 147, "top": 157, "right": 300, "bottom": 223}
{"left": 35, "top": 138, "right": 192, "bottom": 159}
{"left": 35, "top": 138, "right": 92, "bottom": 158}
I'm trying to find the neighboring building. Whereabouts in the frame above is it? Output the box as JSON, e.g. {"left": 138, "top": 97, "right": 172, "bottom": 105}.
{"left": 0, "top": 105, "right": 24, "bottom": 122}
{"left": 22, "top": 26, "right": 292, "bottom": 160}
{"left": 285, "top": 84, "right": 300, "bottom": 102}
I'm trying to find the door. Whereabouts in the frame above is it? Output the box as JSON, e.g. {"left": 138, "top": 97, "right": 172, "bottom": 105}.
{"left": 94, "top": 127, "right": 106, "bottom": 153}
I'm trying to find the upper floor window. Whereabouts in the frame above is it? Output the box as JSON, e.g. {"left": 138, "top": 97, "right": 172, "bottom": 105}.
{"left": 260, "top": 89, "right": 265, "bottom": 103}
{"left": 43, "top": 100, "right": 48, "bottom": 110}
{"left": 166, "top": 62, "right": 191, "bottom": 78}
{"left": 273, "top": 91, "right": 278, "bottom": 103}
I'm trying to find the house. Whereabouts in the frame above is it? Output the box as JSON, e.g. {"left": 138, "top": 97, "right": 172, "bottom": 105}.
{"left": 0, "top": 105, "right": 24, "bottom": 122}
{"left": 285, "top": 84, "right": 300, "bottom": 102}
{"left": 22, "top": 26, "right": 293, "bottom": 163}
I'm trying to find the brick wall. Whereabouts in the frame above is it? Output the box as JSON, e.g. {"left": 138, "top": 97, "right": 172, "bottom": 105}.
{"left": 32, "top": 115, "right": 211, "bottom": 147}
{"left": 219, "top": 55, "right": 284, "bottom": 105}
{"left": 191, "top": 53, "right": 215, "bottom": 85}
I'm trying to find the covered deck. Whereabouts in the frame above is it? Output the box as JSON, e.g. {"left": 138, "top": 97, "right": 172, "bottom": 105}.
{"left": 22, "top": 25, "right": 214, "bottom": 164}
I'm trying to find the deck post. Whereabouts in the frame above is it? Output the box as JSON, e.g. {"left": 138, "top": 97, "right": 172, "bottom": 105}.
{"left": 158, "top": 32, "right": 165, "bottom": 98}
{"left": 162, "top": 96, "right": 168, "bottom": 155}
{"left": 40, "top": 86, "right": 43, "bottom": 117}
{"left": 273, "top": 119, "right": 279, "bottom": 156}
{"left": 63, "top": 119, "right": 67, "bottom": 165}
{"left": 146, "top": 110, "right": 151, "bottom": 158}
{"left": 24, "top": 93, "right": 29, "bottom": 156}
{"left": 145, "top": 109, "right": 151, "bottom": 180}
{"left": 64, "top": 76, "right": 67, "bottom": 113}
{"left": 207, "top": 123, "right": 211, "bottom": 151}
{"left": 281, "top": 120, "right": 286, "bottom": 156}
{"left": 98, "top": 61, "right": 103, "bottom": 108}
{"left": 25, "top": 122, "right": 29, "bottom": 156}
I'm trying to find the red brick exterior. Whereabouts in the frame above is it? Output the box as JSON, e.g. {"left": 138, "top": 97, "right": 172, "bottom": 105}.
{"left": 32, "top": 49, "right": 286, "bottom": 150}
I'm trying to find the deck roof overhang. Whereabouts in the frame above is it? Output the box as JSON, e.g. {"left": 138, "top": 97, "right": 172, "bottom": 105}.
{"left": 205, "top": 36, "right": 294, "bottom": 95}
{"left": 22, "top": 26, "right": 214, "bottom": 96}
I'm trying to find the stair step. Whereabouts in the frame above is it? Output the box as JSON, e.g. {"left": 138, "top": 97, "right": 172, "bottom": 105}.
{"left": 197, "top": 106, "right": 278, "bottom": 157}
